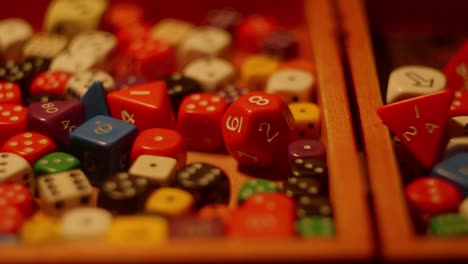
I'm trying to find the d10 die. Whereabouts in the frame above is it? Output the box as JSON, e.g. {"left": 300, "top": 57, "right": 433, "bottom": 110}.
{"left": 0, "top": 153, "right": 34, "bottom": 190}
{"left": 144, "top": 187, "right": 195, "bottom": 217}
{"left": 107, "top": 81, "right": 175, "bottom": 131}
{"left": 0, "top": 104, "right": 27, "bottom": 146}
{"left": 221, "top": 92, "right": 296, "bottom": 168}
{"left": 1, "top": 132, "right": 57, "bottom": 165}
{"left": 177, "top": 93, "right": 228, "bottom": 151}
{"left": 0, "top": 183, "right": 35, "bottom": 217}
{"left": 37, "top": 169, "right": 93, "bottom": 216}
{"left": 266, "top": 69, "right": 314, "bottom": 103}
{"left": 289, "top": 102, "right": 320, "bottom": 139}
{"left": 0, "top": 18, "right": 33, "bottom": 61}
{"left": 240, "top": 54, "right": 279, "bottom": 91}
{"left": 129, "top": 155, "right": 177, "bottom": 186}
{"left": 30, "top": 71, "right": 70, "bottom": 97}
{"left": 66, "top": 70, "right": 116, "bottom": 101}
{"left": 183, "top": 58, "right": 235, "bottom": 92}
{"left": 150, "top": 19, "right": 194, "bottom": 47}
{"left": 237, "top": 179, "right": 279, "bottom": 204}
{"left": 70, "top": 115, "right": 137, "bottom": 185}
{"left": 33, "top": 152, "right": 80, "bottom": 176}
{"left": 60, "top": 207, "right": 112, "bottom": 240}
{"left": 0, "top": 82, "right": 22, "bottom": 104}
{"left": 235, "top": 15, "right": 279, "bottom": 52}
{"left": 23, "top": 34, "right": 67, "bottom": 59}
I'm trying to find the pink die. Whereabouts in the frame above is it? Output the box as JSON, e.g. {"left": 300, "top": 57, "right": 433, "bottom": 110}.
{"left": 177, "top": 93, "right": 228, "bottom": 152}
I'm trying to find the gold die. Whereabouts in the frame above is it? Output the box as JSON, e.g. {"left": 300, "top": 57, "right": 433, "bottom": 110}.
{"left": 145, "top": 187, "right": 194, "bottom": 217}
{"left": 106, "top": 216, "right": 168, "bottom": 244}
{"left": 240, "top": 55, "right": 279, "bottom": 91}
{"left": 20, "top": 214, "right": 59, "bottom": 244}
{"left": 289, "top": 102, "right": 320, "bottom": 139}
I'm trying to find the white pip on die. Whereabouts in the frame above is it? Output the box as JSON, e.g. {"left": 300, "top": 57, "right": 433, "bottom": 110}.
{"left": 183, "top": 58, "right": 235, "bottom": 92}
{"left": 129, "top": 155, "right": 178, "bottom": 186}
{"left": 150, "top": 19, "right": 194, "bottom": 47}
{"left": 38, "top": 169, "right": 93, "bottom": 216}
{"left": 60, "top": 207, "right": 112, "bottom": 240}
{"left": 23, "top": 34, "right": 68, "bottom": 59}
{"left": 177, "top": 27, "right": 231, "bottom": 67}
{"left": 265, "top": 69, "right": 315, "bottom": 103}
{"left": 386, "top": 65, "right": 446, "bottom": 104}
{"left": 0, "top": 18, "right": 33, "bottom": 61}
{"left": 0, "top": 152, "right": 34, "bottom": 192}
{"left": 50, "top": 51, "right": 97, "bottom": 73}
{"left": 65, "top": 70, "right": 115, "bottom": 100}
{"left": 68, "top": 31, "right": 116, "bottom": 62}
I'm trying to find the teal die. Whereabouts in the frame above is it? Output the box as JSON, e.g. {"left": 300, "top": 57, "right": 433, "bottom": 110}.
{"left": 428, "top": 213, "right": 468, "bottom": 237}
{"left": 33, "top": 152, "right": 80, "bottom": 175}
{"left": 237, "top": 179, "right": 279, "bottom": 203}
{"left": 296, "top": 216, "right": 335, "bottom": 237}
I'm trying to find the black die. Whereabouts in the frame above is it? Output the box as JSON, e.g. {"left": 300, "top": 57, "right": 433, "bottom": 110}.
{"left": 164, "top": 73, "right": 202, "bottom": 114}
{"left": 296, "top": 195, "right": 333, "bottom": 218}
{"left": 284, "top": 176, "right": 328, "bottom": 199}
{"left": 289, "top": 157, "right": 328, "bottom": 180}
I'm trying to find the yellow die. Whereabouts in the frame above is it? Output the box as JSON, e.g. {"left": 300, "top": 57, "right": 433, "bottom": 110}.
{"left": 150, "top": 19, "right": 194, "bottom": 47}
{"left": 20, "top": 214, "right": 59, "bottom": 244}
{"left": 240, "top": 55, "right": 279, "bottom": 91}
{"left": 106, "top": 216, "right": 168, "bottom": 244}
{"left": 145, "top": 187, "right": 194, "bottom": 217}
{"left": 289, "top": 102, "right": 320, "bottom": 139}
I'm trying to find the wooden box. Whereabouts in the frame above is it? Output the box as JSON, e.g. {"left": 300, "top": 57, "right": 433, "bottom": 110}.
{"left": 338, "top": 0, "right": 468, "bottom": 261}
{"left": 0, "top": 0, "right": 375, "bottom": 262}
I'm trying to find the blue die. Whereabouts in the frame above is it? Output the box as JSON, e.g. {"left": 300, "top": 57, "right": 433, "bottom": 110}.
{"left": 81, "top": 81, "right": 110, "bottom": 121}
{"left": 432, "top": 152, "right": 468, "bottom": 196}
{"left": 70, "top": 115, "right": 137, "bottom": 186}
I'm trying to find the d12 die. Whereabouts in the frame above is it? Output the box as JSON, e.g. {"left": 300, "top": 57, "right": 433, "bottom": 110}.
{"left": 33, "top": 152, "right": 80, "bottom": 176}
{"left": 70, "top": 115, "right": 137, "bottom": 185}
{"left": 177, "top": 93, "right": 228, "bottom": 151}
{"left": 30, "top": 71, "right": 70, "bottom": 97}
{"left": 221, "top": 92, "right": 296, "bottom": 168}
{"left": 0, "top": 183, "right": 35, "bottom": 217}
{"left": 183, "top": 58, "right": 235, "bottom": 93}
{"left": 37, "top": 169, "right": 93, "bottom": 216}
{"left": 107, "top": 81, "right": 175, "bottom": 131}
{"left": 0, "top": 153, "right": 34, "bottom": 191}
{"left": 235, "top": 15, "right": 279, "bottom": 52}
{"left": 0, "top": 82, "right": 21, "bottom": 104}
{"left": 0, "top": 104, "right": 27, "bottom": 146}
{"left": 1, "top": 132, "right": 57, "bottom": 165}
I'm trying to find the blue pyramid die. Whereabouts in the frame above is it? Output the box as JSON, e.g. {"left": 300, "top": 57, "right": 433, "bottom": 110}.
{"left": 81, "top": 81, "right": 110, "bottom": 121}
{"left": 432, "top": 152, "right": 468, "bottom": 196}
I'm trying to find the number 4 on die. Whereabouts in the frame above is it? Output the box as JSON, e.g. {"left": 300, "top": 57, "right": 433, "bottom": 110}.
{"left": 377, "top": 89, "right": 454, "bottom": 168}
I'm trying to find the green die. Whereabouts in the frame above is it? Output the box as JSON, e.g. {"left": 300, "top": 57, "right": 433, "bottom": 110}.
{"left": 237, "top": 179, "right": 279, "bottom": 203}
{"left": 33, "top": 152, "right": 81, "bottom": 175}
{"left": 428, "top": 213, "right": 468, "bottom": 237}
{"left": 296, "top": 216, "right": 335, "bottom": 237}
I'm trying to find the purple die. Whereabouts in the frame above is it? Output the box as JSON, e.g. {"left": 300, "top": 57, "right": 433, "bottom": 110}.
{"left": 169, "top": 217, "right": 224, "bottom": 239}
{"left": 205, "top": 8, "right": 242, "bottom": 34}
{"left": 288, "top": 139, "right": 326, "bottom": 165}
{"left": 261, "top": 30, "right": 299, "bottom": 60}
{"left": 216, "top": 83, "right": 247, "bottom": 104}
{"left": 115, "top": 74, "right": 147, "bottom": 90}
{"left": 27, "top": 101, "right": 84, "bottom": 150}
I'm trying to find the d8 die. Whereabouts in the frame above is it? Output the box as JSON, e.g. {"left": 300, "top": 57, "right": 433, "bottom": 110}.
{"left": 66, "top": 70, "right": 116, "bottom": 101}
{"left": 129, "top": 155, "right": 178, "bottom": 186}
{"left": 175, "top": 162, "right": 230, "bottom": 207}
{"left": 0, "top": 18, "right": 33, "bottom": 61}
{"left": 0, "top": 104, "right": 27, "bottom": 146}
{"left": 0, "top": 82, "right": 22, "bottom": 104}
{"left": 221, "top": 92, "right": 296, "bottom": 168}
{"left": 69, "top": 31, "right": 116, "bottom": 62}
{"left": 107, "top": 81, "right": 175, "bottom": 131}
{"left": 183, "top": 58, "right": 235, "bottom": 92}
{"left": 144, "top": 187, "right": 195, "bottom": 217}
{"left": 289, "top": 102, "right": 320, "bottom": 139}
{"left": 23, "top": 34, "right": 67, "bottom": 59}
{"left": 266, "top": 69, "right": 314, "bottom": 103}
{"left": 33, "top": 152, "right": 80, "bottom": 176}
{"left": 177, "top": 93, "right": 228, "bottom": 151}
{"left": 235, "top": 15, "right": 279, "bottom": 52}
{"left": 240, "top": 54, "right": 279, "bottom": 91}
{"left": 37, "top": 169, "right": 93, "bottom": 216}
{"left": 150, "top": 19, "right": 194, "bottom": 47}
{"left": 0, "top": 183, "right": 35, "bottom": 217}
{"left": 98, "top": 172, "right": 152, "bottom": 215}
{"left": 0, "top": 153, "right": 34, "bottom": 191}
{"left": 177, "top": 27, "right": 231, "bottom": 66}
{"left": 1, "top": 132, "right": 57, "bottom": 165}
{"left": 28, "top": 101, "right": 85, "bottom": 149}
{"left": 237, "top": 179, "right": 280, "bottom": 204}
{"left": 30, "top": 71, "right": 70, "bottom": 97}
{"left": 164, "top": 73, "right": 202, "bottom": 114}
{"left": 70, "top": 115, "right": 137, "bottom": 185}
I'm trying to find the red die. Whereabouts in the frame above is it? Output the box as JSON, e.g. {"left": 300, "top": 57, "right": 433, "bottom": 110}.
{"left": 0, "top": 104, "right": 27, "bottom": 146}
{"left": 177, "top": 93, "right": 228, "bottom": 152}
{"left": 443, "top": 40, "right": 468, "bottom": 90}
{"left": 1, "top": 132, "right": 57, "bottom": 165}
{"left": 116, "top": 23, "right": 151, "bottom": 51}
{"left": 131, "top": 128, "right": 187, "bottom": 168}
{"left": 107, "top": 81, "right": 176, "bottom": 131}
{"left": 221, "top": 92, "right": 295, "bottom": 168}
{"left": 30, "top": 71, "right": 70, "bottom": 97}
{"left": 0, "top": 206, "right": 24, "bottom": 234}
{"left": 125, "top": 37, "right": 176, "bottom": 80}
{"left": 0, "top": 82, "right": 21, "bottom": 104}
{"left": 405, "top": 177, "right": 463, "bottom": 216}
{"left": 103, "top": 2, "right": 144, "bottom": 32}
{"left": 0, "top": 183, "right": 35, "bottom": 218}
{"left": 235, "top": 15, "right": 279, "bottom": 52}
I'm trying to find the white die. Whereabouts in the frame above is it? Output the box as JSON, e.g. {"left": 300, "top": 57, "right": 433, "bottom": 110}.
{"left": 447, "top": 116, "right": 468, "bottom": 138}
{"left": 150, "top": 19, "right": 194, "bottom": 46}
{"left": 386, "top": 65, "right": 446, "bottom": 104}
{"left": 69, "top": 31, "right": 116, "bottom": 62}
{"left": 0, "top": 152, "right": 34, "bottom": 191}
{"left": 183, "top": 58, "right": 235, "bottom": 92}
{"left": 65, "top": 70, "right": 115, "bottom": 100}
{"left": 50, "top": 51, "right": 97, "bottom": 73}
{"left": 38, "top": 169, "right": 93, "bottom": 216}
{"left": 178, "top": 26, "right": 231, "bottom": 66}
{"left": 0, "top": 18, "right": 33, "bottom": 52}
{"left": 60, "top": 207, "right": 112, "bottom": 240}
{"left": 265, "top": 69, "right": 314, "bottom": 103}
{"left": 460, "top": 198, "right": 468, "bottom": 219}
{"left": 23, "top": 34, "right": 67, "bottom": 59}
{"left": 129, "top": 155, "right": 177, "bottom": 185}
{"left": 444, "top": 137, "right": 468, "bottom": 159}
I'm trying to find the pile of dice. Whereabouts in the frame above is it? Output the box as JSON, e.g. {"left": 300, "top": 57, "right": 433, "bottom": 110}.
{"left": 0, "top": 0, "right": 332, "bottom": 243}
{"left": 378, "top": 40, "right": 468, "bottom": 236}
